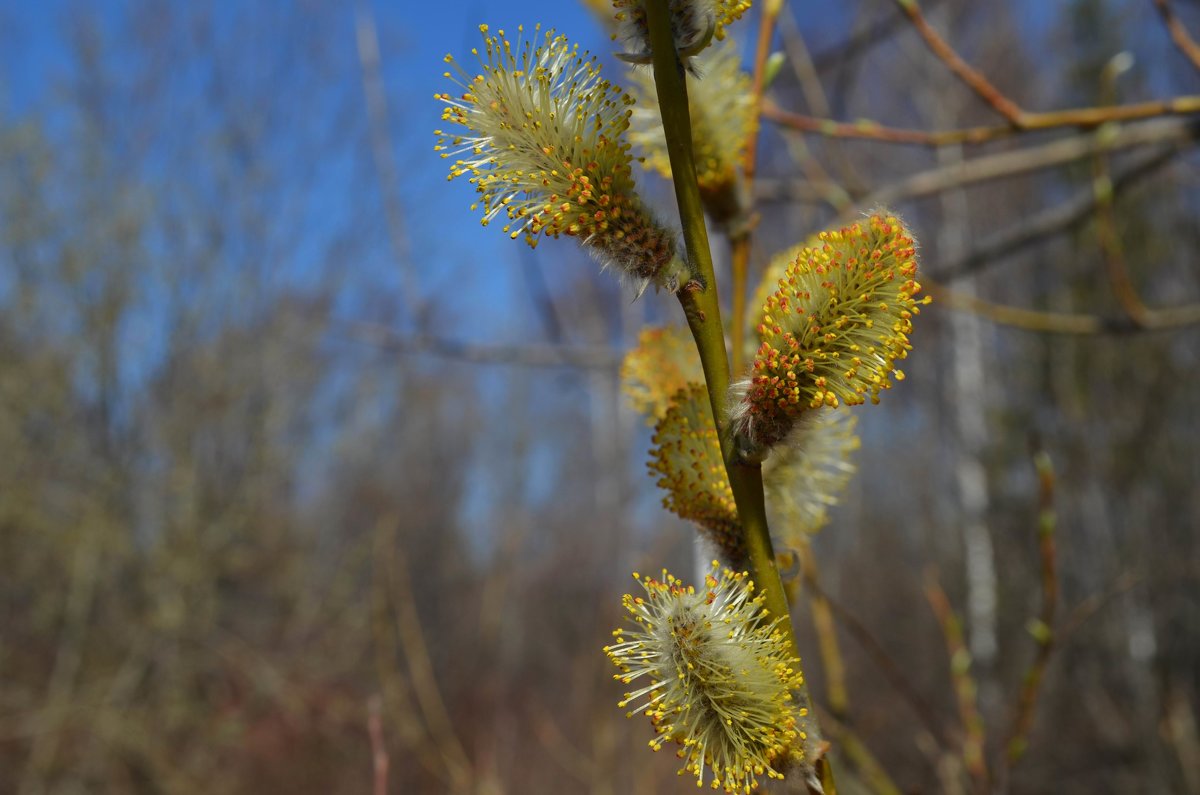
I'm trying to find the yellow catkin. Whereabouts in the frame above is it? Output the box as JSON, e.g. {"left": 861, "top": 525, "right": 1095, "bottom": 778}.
{"left": 435, "top": 25, "right": 688, "bottom": 290}
{"left": 732, "top": 213, "right": 928, "bottom": 447}
{"left": 604, "top": 562, "right": 805, "bottom": 792}
{"left": 648, "top": 384, "right": 743, "bottom": 563}
{"left": 621, "top": 326, "right": 704, "bottom": 423}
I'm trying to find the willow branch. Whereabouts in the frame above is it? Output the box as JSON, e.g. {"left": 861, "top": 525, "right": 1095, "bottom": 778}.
{"left": 763, "top": 95, "right": 1200, "bottom": 147}
{"left": 1153, "top": 0, "right": 1200, "bottom": 73}
{"left": 643, "top": 1, "right": 830, "bottom": 788}
{"left": 848, "top": 118, "right": 1198, "bottom": 210}
{"left": 1002, "top": 452, "right": 1059, "bottom": 771}
{"left": 798, "top": 541, "right": 849, "bottom": 721}
{"left": 1092, "top": 132, "right": 1153, "bottom": 327}
{"left": 925, "top": 573, "right": 989, "bottom": 792}
{"left": 893, "top": 0, "right": 1024, "bottom": 124}
{"left": 931, "top": 144, "right": 1185, "bottom": 283}
{"left": 805, "top": 569, "right": 952, "bottom": 751}
{"left": 925, "top": 279, "right": 1200, "bottom": 335}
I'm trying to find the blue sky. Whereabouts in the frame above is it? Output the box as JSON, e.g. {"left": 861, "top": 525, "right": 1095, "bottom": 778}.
{"left": 1, "top": 0, "right": 1170, "bottom": 552}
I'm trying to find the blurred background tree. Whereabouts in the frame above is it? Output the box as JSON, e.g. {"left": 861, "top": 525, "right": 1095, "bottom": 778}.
{"left": 1, "top": 1, "right": 1197, "bottom": 793}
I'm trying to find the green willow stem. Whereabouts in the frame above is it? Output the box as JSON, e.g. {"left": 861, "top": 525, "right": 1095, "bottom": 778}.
{"left": 643, "top": 2, "right": 832, "bottom": 788}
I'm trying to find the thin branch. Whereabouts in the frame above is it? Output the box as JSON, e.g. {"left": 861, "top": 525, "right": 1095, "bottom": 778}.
{"left": 810, "top": 0, "right": 947, "bottom": 73}
{"left": 892, "top": 0, "right": 1025, "bottom": 124}
{"left": 924, "top": 572, "right": 989, "bottom": 792}
{"left": 369, "top": 528, "right": 453, "bottom": 783}
{"left": 530, "top": 705, "right": 598, "bottom": 785}
{"left": 1153, "top": 0, "right": 1200, "bottom": 73}
{"left": 856, "top": 118, "right": 1198, "bottom": 210}
{"left": 804, "top": 571, "right": 952, "bottom": 751}
{"left": 931, "top": 144, "right": 1185, "bottom": 283}
{"left": 1059, "top": 565, "right": 1200, "bottom": 643}
{"left": 1093, "top": 139, "right": 1153, "bottom": 327}
{"left": 756, "top": 118, "right": 1200, "bottom": 210}
{"left": 764, "top": 94, "right": 1200, "bottom": 147}
{"left": 354, "top": 3, "right": 420, "bottom": 325}
{"left": 925, "top": 279, "right": 1200, "bottom": 335}
{"left": 368, "top": 695, "right": 390, "bottom": 795}
{"left": 336, "top": 320, "right": 621, "bottom": 369}
{"left": 776, "top": 8, "right": 861, "bottom": 205}
{"left": 382, "top": 530, "right": 473, "bottom": 789}
{"left": 1001, "top": 452, "right": 1060, "bottom": 774}
{"left": 816, "top": 709, "right": 905, "bottom": 795}
{"left": 797, "top": 541, "right": 849, "bottom": 721}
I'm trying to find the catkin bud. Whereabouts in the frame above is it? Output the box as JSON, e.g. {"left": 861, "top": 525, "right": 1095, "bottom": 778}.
{"left": 435, "top": 25, "right": 689, "bottom": 291}
{"left": 731, "top": 213, "right": 928, "bottom": 448}
{"left": 604, "top": 563, "right": 806, "bottom": 793}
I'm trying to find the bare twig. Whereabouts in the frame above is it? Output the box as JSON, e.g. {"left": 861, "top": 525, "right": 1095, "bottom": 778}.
{"left": 1059, "top": 565, "right": 1200, "bottom": 643}
{"left": 860, "top": 117, "right": 1198, "bottom": 205}
{"left": 354, "top": 3, "right": 420, "bottom": 325}
{"left": 925, "top": 572, "right": 989, "bottom": 792}
{"left": 931, "top": 144, "right": 1185, "bottom": 283}
{"left": 816, "top": 708, "right": 905, "bottom": 795}
{"left": 803, "top": 573, "right": 952, "bottom": 750}
{"left": 1000, "top": 452, "right": 1059, "bottom": 781}
{"left": 530, "top": 705, "right": 597, "bottom": 785}
{"left": 18, "top": 529, "right": 102, "bottom": 795}
{"left": 810, "top": 0, "right": 947, "bottom": 74}
{"left": 764, "top": 95, "right": 1200, "bottom": 146}
{"left": 797, "top": 541, "right": 849, "bottom": 721}
{"left": 376, "top": 521, "right": 473, "bottom": 790}
{"left": 1153, "top": 0, "right": 1200, "bottom": 73}
{"left": 757, "top": 118, "right": 1200, "bottom": 209}
{"left": 775, "top": 8, "right": 860, "bottom": 208}
{"left": 925, "top": 279, "right": 1200, "bottom": 335}
{"left": 1095, "top": 172, "right": 1152, "bottom": 326}
{"left": 892, "top": 0, "right": 1024, "bottom": 124}
{"left": 368, "top": 695, "right": 390, "bottom": 795}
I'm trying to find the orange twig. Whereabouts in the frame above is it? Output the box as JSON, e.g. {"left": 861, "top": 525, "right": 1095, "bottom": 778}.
{"left": 893, "top": 0, "right": 1025, "bottom": 124}
{"left": 763, "top": 95, "right": 1200, "bottom": 147}
{"left": 1153, "top": 0, "right": 1200, "bottom": 73}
